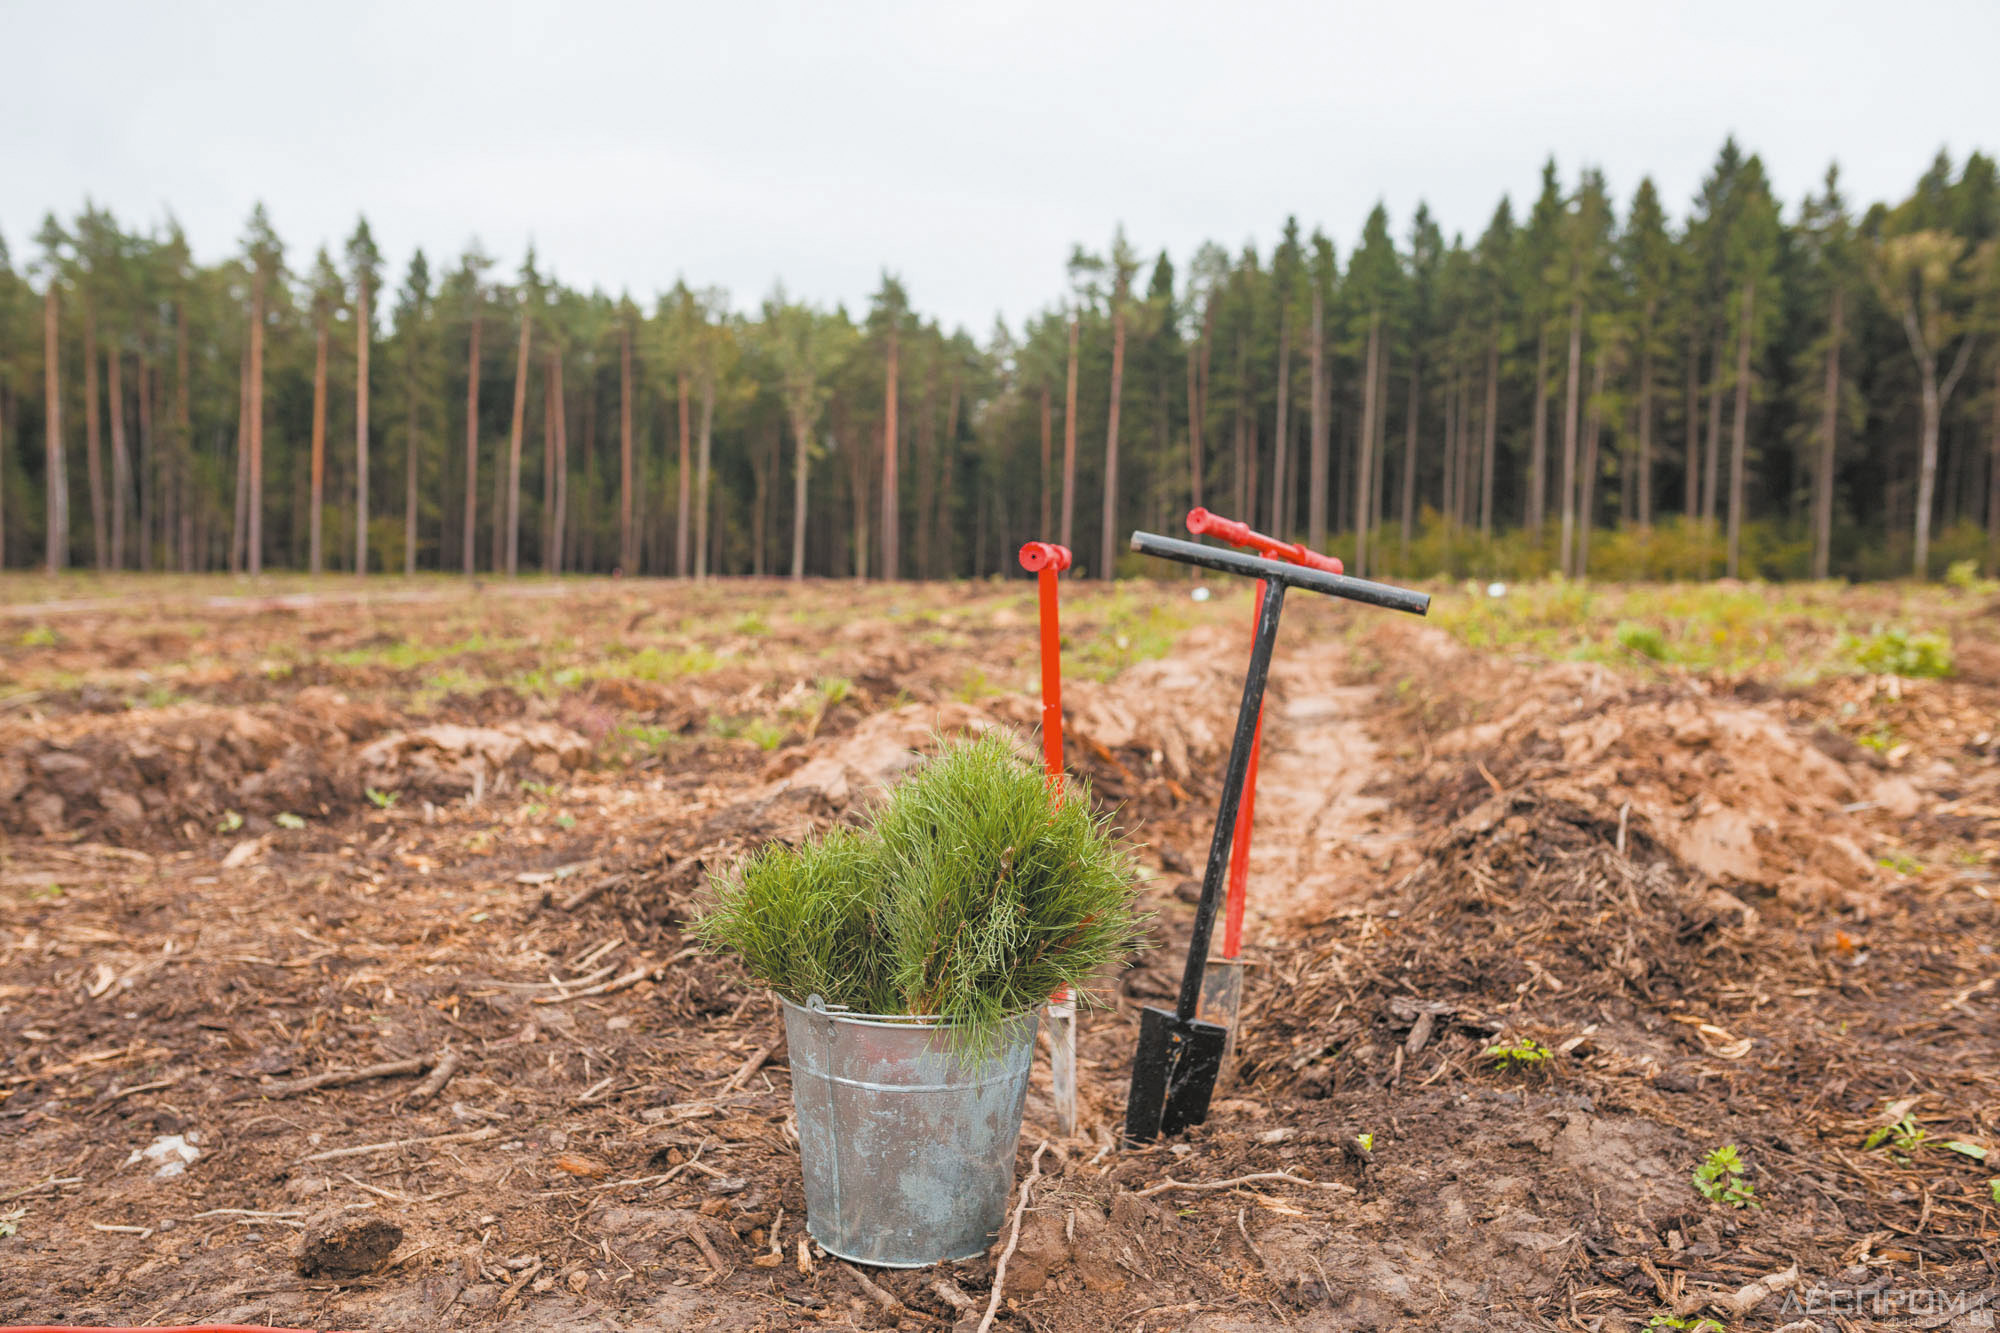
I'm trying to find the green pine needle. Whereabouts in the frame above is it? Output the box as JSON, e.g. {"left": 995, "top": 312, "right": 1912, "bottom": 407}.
{"left": 695, "top": 733, "right": 1147, "bottom": 1054}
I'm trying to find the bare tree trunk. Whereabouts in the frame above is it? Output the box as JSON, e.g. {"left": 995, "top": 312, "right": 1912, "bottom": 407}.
{"left": 1987, "top": 356, "right": 2000, "bottom": 577}
{"left": 1399, "top": 357, "right": 1419, "bottom": 563}
{"left": 914, "top": 366, "right": 936, "bottom": 577}
{"left": 504, "top": 302, "right": 530, "bottom": 576}
{"left": 84, "top": 307, "right": 106, "bottom": 568}
{"left": 1637, "top": 301, "right": 1655, "bottom": 527}
{"left": 619, "top": 322, "right": 634, "bottom": 571}
{"left": 1371, "top": 340, "right": 1389, "bottom": 563}
{"left": 354, "top": 276, "right": 370, "bottom": 577}
{"left": 695, "top": 377, "right": 715, "bottom": 579}
{"left": 1557, "top": 299, "right": 1583, "bottom": 577}
{"left": 550, "top": 351, "right": 566, "bottom": 575}
{"left": 1579, "top": 350, "right": 1605, "bottom": 575}
{"left": 1060, "top": 316, "right": 1078, "bottom": 552}
{"left": 1354, "top": 309, "right": 1381, "bottom": 576}
{"left": 405, "top": 337, "right": 420, "bottom": 576}
{"left": 1269, "top": 312, "right": 1290, "bottom": 537}
{"left": 231, "top": 337, "right": 248, "bottom": 574}
{"left": 790, "top": 401, "right": 811, "bottom": 580}
{"left": 1726, "top": 280, "right": 1754, "bottom": 579}
{"left": 137, "top": 357, "right": 154, "bottom": 571}
{"left": 1099, "top": 309, "right": 1126, "bottom": 580}
{"left": 1041, "top": 386, "right": 1055, "bottom": 535}
{"left": 1526, "top": 323, "right": 1547, "bottom": 532}
{"left": 174, "top": 299, "right": 190, "bottom": 572}
{"left": 937, "top": 375, "right": 961, "bottom": 575}
{"left": 251, "top": 283, "right": 272, "bottom": 576}
{"left": 1233, "top": 333, "right": 1249, "bottom": 520}
{"left": 1185, "top": 345, "right": 1203, "bottom": 513}
{"left": 676, "top": 370, "right": 692, "bottom": 577}
{"left": 108, "top": 344, "right": 130, "bottom": 568}
{"left": 1702, "top": 335, "right": 1724, "bottom": 536}
{"left": 1812, "top": 287, "right": 1843, "bottom": 579}
{"left": 542, "top": 354, "right": 559, "bottom": 572}
{"left": 310, "top": 320, "right": 328, "bottom": 573}
{"left": 1481, "top": 337, "right": 1498, "bottom": 541}
{"left": 881, "top": 327, "right": 900, "bottom": 579}
{"left": 40, "top": 285, "right": 66, "bottom": 573}
{"left": 1683, "top": 329, "right": 1701, "bottom": 521}
{"left": 1900, "top": 299, "right": 1978, "bottom": 578}
{"left": 1307, "top": 289, "right": 1327, "bottom": 549}
{"left": 463, "top": 315, "right": 481, "bottom": 574}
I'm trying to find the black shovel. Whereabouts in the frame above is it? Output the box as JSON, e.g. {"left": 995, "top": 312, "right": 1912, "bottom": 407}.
{"left": 1121, "top": 531, "right": 1430, "bottom": 1143}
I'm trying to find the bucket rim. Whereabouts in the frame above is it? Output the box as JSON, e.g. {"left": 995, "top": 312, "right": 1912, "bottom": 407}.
{"left": 776, "top": 992, "right": 1038, "bottom": 1032}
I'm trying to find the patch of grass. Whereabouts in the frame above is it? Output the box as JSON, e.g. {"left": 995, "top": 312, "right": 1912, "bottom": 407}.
{"left": 1845, "top": 627, "right": 1953, "bottom": 679}
{"left": 1069, "top": 588, "right": 1203, "bottom": 681}
{"left": 16, "top": 625, "right": 57, "bottom": 648}
{"left": 1692, "top": 1144, "right": 1757, "bottom": 1209}
{"left": 743, "top": 718, "right": 788, "bottom": 752}
{"left": 814, "top": 676, "right": 852, "bottom": 708}
{"left": 1877, "top": 851, "right": 1923, "bottom": 877}
{"left": 1613, "top": 620, "right": 1668, "bottom": 661}
{"left": 733, "top": 612, "right": 770, "bottom": 637}
{"left": 955, "top": 667, "right": 999, "bottom": 702}
{"left": 612, "top": 645, "right": 721, "bottom": 682}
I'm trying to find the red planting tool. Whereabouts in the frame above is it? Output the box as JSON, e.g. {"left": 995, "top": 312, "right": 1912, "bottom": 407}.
{"left": 1019, "top": 539, "right": 1077, "bottom": 1135}
{"left": 1180, "top": 508, "right": 1343, "bottom": 1076}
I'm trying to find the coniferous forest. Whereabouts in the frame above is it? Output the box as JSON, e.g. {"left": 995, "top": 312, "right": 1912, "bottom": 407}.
{"left": 2, "top": 140, "right": 1997, "bottom": 585}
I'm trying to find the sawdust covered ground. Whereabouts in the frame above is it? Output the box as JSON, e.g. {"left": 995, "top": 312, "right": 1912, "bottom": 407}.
{"left": 1, "top": 574, "right": 1997, "bottom": 1332}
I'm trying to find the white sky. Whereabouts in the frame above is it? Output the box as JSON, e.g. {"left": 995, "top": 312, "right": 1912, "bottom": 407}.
{"left": 5, "top": 0, "right": 1995, "bottom": 335}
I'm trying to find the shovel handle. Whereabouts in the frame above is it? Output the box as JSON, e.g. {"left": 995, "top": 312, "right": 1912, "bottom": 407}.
{"left": 1186, "top": 507, "right": 1344, "bottom": 574}
{"left": 1131, "top": 531, "right": 1430, "bottom": 616}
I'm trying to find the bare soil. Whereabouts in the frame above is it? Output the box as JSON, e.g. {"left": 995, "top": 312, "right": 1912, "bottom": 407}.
{"left": 2, "top": 578, "right": 1997, "bottom": 1332}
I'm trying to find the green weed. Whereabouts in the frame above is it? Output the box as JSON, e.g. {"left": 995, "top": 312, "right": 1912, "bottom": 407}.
{"left": 1847, "top": 627, "right": 1953, "bottom": 678}
{"left": 1864, "top": 1114, "right": 1930, "bottom": 1161}
{"left": 365, "top": 787, "right": 397, "bottom": 809}
{"left": 1692, "top": 1144, "right": 1757, "bottom": 1209}
{"left": 1483, "top": 1037, "right": 1552, "bottom": 1070}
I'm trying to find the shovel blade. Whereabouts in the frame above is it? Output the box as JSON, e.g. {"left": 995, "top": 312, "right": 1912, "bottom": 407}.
{"left": 1123, "top": 1006, "right": 1229, "bottom": 1144}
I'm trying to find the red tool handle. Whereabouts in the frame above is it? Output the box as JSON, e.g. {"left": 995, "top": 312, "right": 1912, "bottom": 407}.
{"left": 1186, "top": 507, "right": 1343, "bottom": 575}
{"left": 1018, "top": 542, "right": 1071, "bottom": 790}
{"left": 1183, "top": 510, "right": 1340, "bottom": 958}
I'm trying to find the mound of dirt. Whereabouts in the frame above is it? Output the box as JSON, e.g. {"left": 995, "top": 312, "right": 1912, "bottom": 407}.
{"left": 758, "top": 700, "right": 1012, "bottom": 807}
{"left": 356, "top": 720, "right": 591, "bottom": 799}
{"left": 0, "top": 687, "right": 392, "bottom": 841}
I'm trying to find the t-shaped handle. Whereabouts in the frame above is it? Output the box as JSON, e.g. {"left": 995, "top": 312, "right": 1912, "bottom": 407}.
{"left": 1131, "top": 531, "right": 1430, "bottom": 616}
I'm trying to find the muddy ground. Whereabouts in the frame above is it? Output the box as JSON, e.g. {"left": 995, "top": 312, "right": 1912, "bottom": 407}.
{"left": 2, "top": 575, "right": 1998, "bottom": 1332}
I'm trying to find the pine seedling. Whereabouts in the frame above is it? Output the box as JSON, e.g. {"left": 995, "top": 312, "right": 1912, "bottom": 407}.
{"left": 872, "top": 733, "right": 1147, "bottom": 1052}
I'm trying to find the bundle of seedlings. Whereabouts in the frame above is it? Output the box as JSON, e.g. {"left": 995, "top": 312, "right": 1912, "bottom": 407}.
{"left": 696, "top": 731, "right": 1147, "bottom": 1051}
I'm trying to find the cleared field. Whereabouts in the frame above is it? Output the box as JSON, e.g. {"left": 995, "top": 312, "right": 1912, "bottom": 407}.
{"left": 2, "top": 573, "right": 1998, "bottom": 1331}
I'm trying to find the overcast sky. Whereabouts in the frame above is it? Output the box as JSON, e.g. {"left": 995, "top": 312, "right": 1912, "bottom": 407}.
{"left": 6, "top": 0, "right": 1995, "bottom": 335}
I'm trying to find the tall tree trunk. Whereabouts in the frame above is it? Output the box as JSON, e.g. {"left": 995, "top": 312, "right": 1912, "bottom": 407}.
{"left": 1307, "top": 289, "right": 1328, "bottom": 550}
{"left": 790, "top": 401, "right": 811, "bottom": 580}
{"left": 1987, "top": 356, "right": 2000, "bottom": 577}
{"left": 250, "top": 275, "right": 268, "bottom": 577}
{"left": 1041, "top": 386, "right": 1055, "bottom": 535}
{"left": 542, "top": 353, "right": 559, "bottom": 572}
{"left": 1399, "top": 357, "right": 1420, "bottom": 563}
{"left": 1480, "top": 337, "right": 1498, "bottom": 540}
{"left": 42, "top": 285, "right": 66, "bottom": 573}
{"left": 695, "top": 378, "right": 715, "bottom": 579}
{"left": 914, "top": 368, "right": 936, "bottom": 577}
{"left": 1099, "top": 309, "right": 1126, "bottom": 580}
{"left": 310, "top": 320, "right": 328, "bottom": 573}
{"left": 1579, "top": 350, "right": 1605, "bottom": 575}
{"left": 936, "top": 376, "right": 961, "bottom": 575}
{"left": 230, "top": 336, "right": 247, "bottom": 574}
{"left": 1702, "top": 335, "right": 1725, "bottom": 532}
{"left": 405, "top": 337, "right": 420, "bottom": 576}
{"left": 881, "top": 328, "right": 900, "bottom": 579}
{"left": 1185, "top": 345, "right": 1202, "bottom": 513}
{"left": 354, "top": 276, "right": 371, "bottom": 577}
{"left": 550, "top": 351, "right": 567, "bottom": 575}
{"left": 1637, "top": 300, "right": 1655, "bottom": 527}
{"left": 1354, "top": 309, "right": 1381, "bottom": 576}
{"left": 1269, "top": 313, "right": 1290, "bottom": 537}
{"left": 1371, "top": 341, "right": 1389, "bottom": 562}
{"left": 1812, "top": 287, "right": 1843, "bottom": 579}
{"left": 504, "top": 303, "right": 531, "bottom": 575}
{"left": 1526, "top": 323, "right": 1548, "bottom": 532}
{"left": 675, "top": 370, "right": 692, "bottom": 577}
{"left": 1683, "top": 329, "right": 1701, "bottom": 521}
{"left": 1558, "top": 298, "right": 1583, "bottom": 577}
{"left": 619, "top": 322, "right": 634, "bottom": 571}
{"left": 1060, "top": 316, "right": 1078, "bottom": 552}
{"left": 137, "top": 357, "right": 154, "bottom": 571}
{"left": 1232, "top": 333, "right": 1249, "bottom": 520}
{"left": 174, "top": 299, "right": 190, "bottom": 572}
{"left": 1726, "top": 280, "right": 1754, "bottom": 579}
{"left": 462, "top": 315, "right": 481, "bottom": 574}
{"left": 108, "top": 344, "right": 130, "bottom": 568}
{"left": 84, "top": 306, "right": 106, "bottom": 568}
{"left": 1900, "top": 299, "right": 1978, "bottom": 579}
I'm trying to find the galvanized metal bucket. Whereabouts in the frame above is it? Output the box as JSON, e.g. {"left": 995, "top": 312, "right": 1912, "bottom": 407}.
{"left": 780, "top": 994, "right": 1039, "bottom": 1268}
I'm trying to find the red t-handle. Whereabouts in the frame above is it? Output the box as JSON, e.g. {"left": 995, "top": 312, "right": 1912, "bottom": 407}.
{"left": 1183, "top": 510, "right": 1340, "bottom": 958}
{"left": 1186, "top": 507, "right": 1343, "bottom": 574}
{"left": 1018, "top": 542, "right": 1071, "bottom": 788}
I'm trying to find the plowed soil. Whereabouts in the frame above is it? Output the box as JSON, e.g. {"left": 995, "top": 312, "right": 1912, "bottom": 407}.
{"left": 2, "top": 576, "right": 1997, "bottom": 1332}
